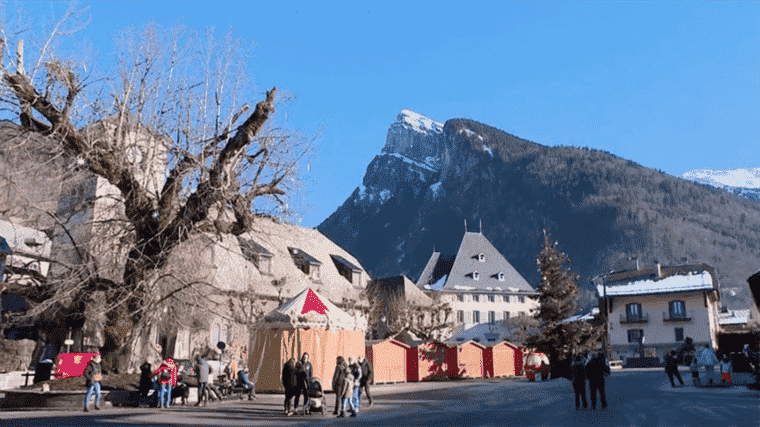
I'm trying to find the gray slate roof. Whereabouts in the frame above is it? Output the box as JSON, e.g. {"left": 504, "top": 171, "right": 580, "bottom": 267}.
{"left": 416, "top": 232, "right": 534, "bottom": 293}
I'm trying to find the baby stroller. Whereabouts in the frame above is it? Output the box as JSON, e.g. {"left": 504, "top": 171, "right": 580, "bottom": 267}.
{"left": 306, "top": 377, "right": 326, "bottom": 414}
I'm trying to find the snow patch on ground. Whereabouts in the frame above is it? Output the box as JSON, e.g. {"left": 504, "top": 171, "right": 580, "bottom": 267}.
{"left": 483, "top": 145, "right": 493, "bottom": 157}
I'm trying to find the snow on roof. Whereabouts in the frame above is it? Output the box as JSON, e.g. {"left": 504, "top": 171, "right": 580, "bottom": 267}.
{"left": 397, "top": 109, "right": 443, "bottom": 135}
{"left": 718, "top": 309, "right": 751, "bottom": 325}
{"left": 597, "top": 272, "right": 714, "bottom": 297}
{"left": 429, "top": 274, "right": 448, "bottom": 291}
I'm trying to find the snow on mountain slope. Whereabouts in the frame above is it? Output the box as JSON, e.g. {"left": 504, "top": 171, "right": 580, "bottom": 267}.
{"left": 683, "top": 168, "right": 760, "bottom": 189}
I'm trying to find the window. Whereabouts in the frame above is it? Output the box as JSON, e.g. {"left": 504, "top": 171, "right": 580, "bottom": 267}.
{"left": 478, "top": 253, "right": 485, "bottom": 262}
{"left": 669, "top": 300, "right": 686, "bottom": 318}
{"left": 498, "top": 272, "right": 505, "bottom": 281}
{"left": 457, "top": 294, "right": 464, "bottom": 302}
{"left": 519, "top": 296, "right": 525, "bottom": 303}
{"left": 473, "top": 294, "right": 480, "bottom": 303}
{"left": 259, "top": 256, "right": 272, "bottom": 274}
{"left": 506, "top": 295, "right": 513, "bottom": 303}
{"left": 626, "top": 303, "right": 642, "bottom": 320}
{"left": 627, "top": 329, "right": 644, "bottom": 343}
{"left": 675, "top": 327, "right": 684, "bottom": 342}
{"left": 210, "top": 323, "right": 220, "bottom": 344}
{"left": 473, "top": 311, "right": 481, "bottom": 323}
{"left": 488, "top": 311, "right": 496, "bottom": 324}
{"left": 488, "top": 294, "right": 495, "bottom": 303}
{"left": 473, "top": 271, "right": 480, "bottom": 281}
{"left": 457, "top": 310, "right": 464, "bottom": 323}
{"left": 518, "top": 311, "right": 526, "bottom": 318}
{"left": 503, "top": 311, "right": 510, "bottom": 320}
{"left": 311, "top": 265, "right": 320, "bottom": 280}
{"left": 220, "top": 324, "right": 229, "bottom": 344}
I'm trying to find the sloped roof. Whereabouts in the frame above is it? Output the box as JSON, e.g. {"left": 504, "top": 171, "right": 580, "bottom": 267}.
{"left": 597, "top": 271, "right": 714, "bottom": 297}
{"left": 718, "top": 309, "right": 751, "bottom": 326}
{"left": 418, "top": 232, "right": 533, "bottom": 293}
{"left": 331, "top": 254, "right": 361, "bottom": 272}
{"left": 259, "top": 287, "right": 364, "bottom": 331}
{"left": 166, "top": 217, "right": 369, "bottom": 304}
{"left": 371, "top": 275, "right": 434, "bottom": 307}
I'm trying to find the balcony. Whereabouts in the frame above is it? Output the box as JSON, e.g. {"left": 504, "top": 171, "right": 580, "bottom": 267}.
{"left": 619, "top": 313, "right": 649, "bottom": 324}
{"left": 663, "top": 312, "right": 692, "bottom": 322}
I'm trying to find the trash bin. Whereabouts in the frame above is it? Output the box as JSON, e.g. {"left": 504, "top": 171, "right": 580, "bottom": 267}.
{"left": 33, "top": 359, "right": 54, "bottom": 384}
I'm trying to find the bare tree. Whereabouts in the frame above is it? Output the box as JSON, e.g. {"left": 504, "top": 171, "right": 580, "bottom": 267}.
{"left": 364, "top": 285, "right": 453, "bottom": 341}
{"left": 0, "top": 6, "right": 310, "bottom": 371}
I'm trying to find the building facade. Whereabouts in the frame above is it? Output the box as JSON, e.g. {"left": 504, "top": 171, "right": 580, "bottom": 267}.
{"left": 416, "top": 231, "right": 538, "bottom": 343}
{"left": 597, "top": 263, "right": 721, "bottom": 363}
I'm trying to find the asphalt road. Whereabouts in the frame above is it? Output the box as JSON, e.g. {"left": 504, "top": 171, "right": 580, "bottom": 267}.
{"left": 1, "top": 369, "right": 758, "bottom": 427}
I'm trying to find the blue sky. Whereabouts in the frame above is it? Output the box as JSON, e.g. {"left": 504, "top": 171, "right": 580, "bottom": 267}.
{"left": 12, "top": 1, "right": 760, "bottom": 228}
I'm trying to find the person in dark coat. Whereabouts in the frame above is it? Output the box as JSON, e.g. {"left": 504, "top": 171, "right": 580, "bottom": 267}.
{"left": 294, "top": 353, "right": 313, "bottom": 415}
{"left": 83, "top": 354, "right": 103, "bottom": 412}
{"left": 570, "top": 355, "right": 587, "bottom": 410}
{"left": 332, "top": 356, "right": 347, "bottom": 415}
{"left": 139, "top": 361, "right": 153, "bottom": 406}
{"left": 665, "top": 350, "right": 684, "bottom": 387}
{"left": 358, "top": 356, "right": 373, "bottom": 407}
{"left": 585, "top": 353, "right": 610, "bottom": 409}
{"left": 282, "top": 357, "right": 298, "bottom": 416}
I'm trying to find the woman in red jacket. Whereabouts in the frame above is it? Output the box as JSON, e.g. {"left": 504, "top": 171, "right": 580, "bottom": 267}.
{"left": 152, "top": 359, "right": 177, "bottom": 408}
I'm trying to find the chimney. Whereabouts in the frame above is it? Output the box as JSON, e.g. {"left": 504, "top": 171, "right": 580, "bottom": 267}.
{"left": 655, "top": 260, "right": 662, "bottom": 279}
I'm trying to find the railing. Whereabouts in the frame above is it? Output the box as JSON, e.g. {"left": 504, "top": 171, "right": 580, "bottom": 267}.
{"left": 619, "top": 313, "right": 649, "bottom": 324}
{"left": 662, "top": 311, "right": 692, "bottom": 322}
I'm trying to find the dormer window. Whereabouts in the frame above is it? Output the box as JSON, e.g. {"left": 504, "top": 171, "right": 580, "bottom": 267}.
{"left": 330, "top": 254, "right": 362, "bottom": 286}
{"left": 259, "top": 255, "right": 272, "bottom": 275}
{"left": 478, "top": 253, "right": 485, "bottom": 262}
{"left": 473, "top": 271, "right": 480, "bottom": 280}
{"left": 288, "top": 247, "right": 321, "bottom": 281}
{"left": 498, "top": 272, "right": 505, "bottom": 281}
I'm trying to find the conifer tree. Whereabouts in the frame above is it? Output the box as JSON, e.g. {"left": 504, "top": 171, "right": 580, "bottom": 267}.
{"left": 527, "top": 229, "right": 602, "bottom": 372}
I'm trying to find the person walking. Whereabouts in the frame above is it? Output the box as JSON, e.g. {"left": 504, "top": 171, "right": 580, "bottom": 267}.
{"left": 349, "top": 357, "right": 363, "bottom": 414}
{"left": 152, "top": 359, "right": 177, "bottom": 408}
{"left": 699, "top": 344, "right": 719, "bottom": 384}
{"left": 331, "top": 356, "right": 347, "bottom": 415}
{"left": 282, "top": 357, "right": 298, "bottom": 416}
{"left": 585, "top": 353, "right": 609, "bottom": 409}
{"left": 720, "top": 355, "right": 733, "bottom": 384}
{"left": 665, "top": 350, "right": 684, "bottom": 387}
{"left": 83, "top": 354, "right": 103, "bottom": 412}
{"left": 570, "top": 355, "right": 587, "bottom": 410}
{"left": 194, "top": 355, "right": 211, "bottom": 406}
{"left": 358, "top": 355, "right": 373, "bottom": 407}
{"left": 138, "top": 361, "right": 152, "bottom": 407}
{"left": 337, "top": 358, "right": 357, "bottom": 418}
{"left": 690, "top": 358, "right": 701, "bottom": 386}
{"left": 294, "top": 353, "right": 312, "bottom": 415}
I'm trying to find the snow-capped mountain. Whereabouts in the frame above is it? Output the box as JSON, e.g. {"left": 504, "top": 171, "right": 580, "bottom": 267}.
{"left": 682, "top": 168, "right": 760, "bottom": 201}
{"left": 683, "top": 168, "right": 760, "bottom": 189}
{"left": 318, "top": 110, "right": 760, "bottom": 305}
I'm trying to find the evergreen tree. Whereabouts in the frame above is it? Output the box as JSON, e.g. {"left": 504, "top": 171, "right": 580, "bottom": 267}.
{"left": 527, "top": 229, "right": 602, "bottom": 374}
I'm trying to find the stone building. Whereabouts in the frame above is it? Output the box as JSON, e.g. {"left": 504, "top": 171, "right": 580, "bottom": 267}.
{"left": 416, "top": 231, "right": 539, "bottom": 343}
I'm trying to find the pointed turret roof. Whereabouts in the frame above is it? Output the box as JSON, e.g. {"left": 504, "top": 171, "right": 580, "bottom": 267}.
{"left": 260, "top": 287, "right": 365, "bottom": 331}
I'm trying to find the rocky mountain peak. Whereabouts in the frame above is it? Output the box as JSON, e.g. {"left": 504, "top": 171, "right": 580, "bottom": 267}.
{"left": 382, "top": 110, "right": 445, "bottom": 168}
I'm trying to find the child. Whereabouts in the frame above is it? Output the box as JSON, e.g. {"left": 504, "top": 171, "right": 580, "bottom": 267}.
{"left": 720, "top": 356, "right": 732, "bottom": 384}
{"left": 690, "top": 358, "right": 700, "bottom": 387}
